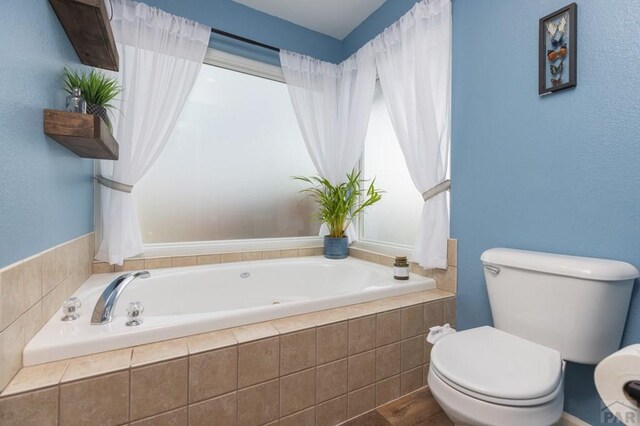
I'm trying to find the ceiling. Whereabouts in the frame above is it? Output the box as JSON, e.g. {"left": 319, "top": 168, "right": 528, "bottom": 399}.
{"left": 232, "top": 0, "right": 387, "bottom": 40}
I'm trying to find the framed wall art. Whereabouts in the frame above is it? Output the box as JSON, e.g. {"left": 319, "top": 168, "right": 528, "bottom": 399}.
{"left": 539, "top": 3, "right": 577, "bottom": 95}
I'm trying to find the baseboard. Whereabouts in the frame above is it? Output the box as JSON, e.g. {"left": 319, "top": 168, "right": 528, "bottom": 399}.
{"left": 556, "top": 412, "right": 590, "bottom": 426}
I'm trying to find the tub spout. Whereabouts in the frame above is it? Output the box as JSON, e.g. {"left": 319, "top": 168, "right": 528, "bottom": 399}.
{"left": 91, "top": 271, "right": 150, "bottom": 325}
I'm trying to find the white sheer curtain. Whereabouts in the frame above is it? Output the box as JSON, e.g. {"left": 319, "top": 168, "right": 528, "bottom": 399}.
{"left": 95, "top": 0, "right": 210, "bottom": 264}
{"left": 280, "top": 46, "right": 377, "bottom": 242}
{"left": 372, "top": 0, "right": 451, "bottom": 268}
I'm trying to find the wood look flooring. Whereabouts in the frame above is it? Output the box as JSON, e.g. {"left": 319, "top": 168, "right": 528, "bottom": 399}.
{"left": 341, "top": 387, "right": 454, "bottom": 426}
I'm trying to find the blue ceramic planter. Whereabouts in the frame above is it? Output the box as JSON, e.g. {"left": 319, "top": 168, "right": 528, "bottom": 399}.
{"left": 324, "top": 236, "right": 349, "bottom": 259}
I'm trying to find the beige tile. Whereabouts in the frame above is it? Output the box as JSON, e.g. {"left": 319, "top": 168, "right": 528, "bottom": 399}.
{"left": 280, "top": 328, "right": 316, "bottom": 376}
{"left": 370, "top": 296, "right": 403, "bottom": 313}
{"left": 401, "top": 335, "right": 424, "bottom": 372}
{"left": 41, "top": 279, "right": 68, "bottom": 321}
{"left": 434, "top": 267, "right": 457, "bottom": 293}
{"left": 131, "top": 338, "right": 188, "bottom": 367}
{"left": 187, "top": 329, "right": 237, "bottom": 354}
{"left": 0, "top": 316, "right": 24, "bottom": 389}
{"left": 144, "top": 257, "right": 172, "bottom": 269}
{"left": 238, "top": 336, "right": 279, "bottom": 388}
{"left": 447, "top": 239, "right": 457, "bottom": 267}
{"left": 92, "top": 261, "right": 114, "bottom": 274}
{"left": 2, "top": 359, "right": 68, "bottom": 396}
{"left": 424, "top": 300, "right": 445, "bottom": 332}
{"left": 171, "top": 256, "right": 197, "bottom": 267}
{"left": 196, "top": 254, "right": 221, "bottom": 265}
{"left": 262, "top": 249, "right": 299, "bottom": 260}
{"left": 298, "top": 246, "right": 323, "bottom": 257}
{"left": 347, "top": 384, "right": 375, "bottom": 418}
{"left": 241, "top": 251, "right": 263, "bottom": 261}
{"left": 424, "top": 339, "right": 433, "bottom": 364}
{"left": 314, "top": 307, "right": 350, "bottom": 326}
{"left": 401, "top": 304, "right": 424, "bottom": 339}
{"left": 220, "top": 252, "right": 243, "bottom": 263}
{"left": 376, "top": 342, "right": 401, "bottom": 381}
{"left": 23, "top": 255, "right": 43, "bottom": 309}
{"left": 232, "top": 321, "right": 279, "bottom": 343}
{"left": 280, "top": 368, "right": 316, "bottom": 417}
{"left": 62, "top": 348, "right": 131, "bottom": 383}
{"left": 316, "top": 395, "right": 347, "bottom": 426}
{"left": 42, "top": 249, "right": 63, "bottom": 293}
{"left": 189, "top": 392, "right": 236, "bottom": 426}
{"left": 349, "top": 249, "right": 381, "bottom": 265}
{"left": 317, "top": 321, "right": 347, "bottom": 365}
{"left": 0, "top": 387, "right": 58, "bottom": 426}
{"left": 346, "top": 302, "right": 380, "bottom": 319}
{"left": 280, "top": 407, "right": 315, "bottom": 426}
{"left": 376, "top": 309, "right": 401, "bottom": 347}
{"left": 348, "top": 315, "right": 376, "bottom": 355}
{"left": 122, "top": 259, "right": 145, "bottom": 271}
{"left": 237, "top": 379, "right": 279, "bottom": 426}
{"left": 60, "top": 371, "right": 129, "bottom": 426}
{"left": 272, "top": 313, "right": 317, "bottom": 334}
{"left": 189, "top": 346, "right": 237, "bottom": 403}
{"left": 377, "top": 374, "right": 401, "bottom": 406}
{"left": 401, "top": 366, "right": 423, "bottom": 395}
{"left": 130, "top": 358, "right": 188, "bottom": 421}
{"left": 131, "top": 407, "right": 187, "bottom": 426}
{"left": 22, "top": 301, "right": 44, "bottom": 343}
{"left": 409, "top": 262, "right": 433, "bottom": 277}
{"left": 423, "top": 364, "right": 430, "bottom": 387}
{"left": 348, "top": 350, "right": 375, "bottom": 391}
{"left": 0, "top": 261, "right": 25, "bottom": 331}
{"left": 444, "top": 297, "right": 457, "bottom": 325}
{"left": 316, "top": 358, "right": 347, "bottom": 403}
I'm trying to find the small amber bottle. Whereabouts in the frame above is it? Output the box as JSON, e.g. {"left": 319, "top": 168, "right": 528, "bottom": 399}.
{"left": 394, "top": 256, "right": 409, "bottom": 280}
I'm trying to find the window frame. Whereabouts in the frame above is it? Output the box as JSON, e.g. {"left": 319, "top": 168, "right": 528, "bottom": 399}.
{"left": 95, "top": 48, "right": 428, "bottom": 259}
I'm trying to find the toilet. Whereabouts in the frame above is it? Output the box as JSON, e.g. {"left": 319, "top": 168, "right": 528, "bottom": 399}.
{"left": 428, "top": 248, "right": 639, "bottom": 426}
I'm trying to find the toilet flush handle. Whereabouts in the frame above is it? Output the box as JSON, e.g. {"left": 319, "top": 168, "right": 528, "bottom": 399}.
{"left": 484, "top": 265, "right": 501, "bottom": 275}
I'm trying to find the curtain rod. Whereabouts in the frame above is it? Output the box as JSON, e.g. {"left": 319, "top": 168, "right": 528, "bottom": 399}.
{"left": 211, "top": 28, "right": 280, "bottom": 53}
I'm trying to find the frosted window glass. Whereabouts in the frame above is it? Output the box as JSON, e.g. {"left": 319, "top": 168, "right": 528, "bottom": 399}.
{"left": 133, "top": 64, "right": 320, "bottom": 243}
{"left": 362, "top": 83, "right": 423, "bottom": 246}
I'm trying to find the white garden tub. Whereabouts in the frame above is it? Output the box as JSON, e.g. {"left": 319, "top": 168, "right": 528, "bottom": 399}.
{"left": 24, "top": 256, "right": 434, "bottom": 365}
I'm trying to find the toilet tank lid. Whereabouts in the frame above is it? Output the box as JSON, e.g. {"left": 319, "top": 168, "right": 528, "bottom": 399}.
{"left": 481, "top": 248, "right": 639, "bottom": 281}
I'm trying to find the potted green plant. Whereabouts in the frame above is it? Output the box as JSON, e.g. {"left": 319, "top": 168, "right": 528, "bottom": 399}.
{"left": 294, "top": 169, "right": 382, "bottom": 259}
{"left": 63, "top": 67, "right": 121, "bottom": 131}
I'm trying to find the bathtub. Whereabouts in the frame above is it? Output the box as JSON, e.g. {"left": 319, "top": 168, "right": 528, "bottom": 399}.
{"left": 24, "top": 256, "right": 435, "bottom": 365}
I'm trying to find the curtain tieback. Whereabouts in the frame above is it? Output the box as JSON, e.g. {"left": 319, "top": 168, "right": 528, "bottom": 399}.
{"left": 94, "top": 175, "right": 134, "bottom": 193}
{"left": 421, "top": 179, "right": 450, "bottom": 201}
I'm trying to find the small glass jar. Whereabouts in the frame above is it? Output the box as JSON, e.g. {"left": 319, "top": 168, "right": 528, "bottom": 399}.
{"left": 394, "top": 256, "right": 409, "bottom": 280}
{"left": 65, "top": 87, "right": 86, "bottom": 113}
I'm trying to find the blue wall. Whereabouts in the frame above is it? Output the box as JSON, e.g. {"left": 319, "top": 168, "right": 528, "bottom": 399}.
{"left": 0, "top": 1, "right": 94, "bottom": 268}
{"left": 142, "top": 0, "right": 344, "bottom": 64}
{"left": 342, "top": 0, "right": 418, "bottom": 59}
{"left": 451, "top": 0, "right": 640, "bottom": 424}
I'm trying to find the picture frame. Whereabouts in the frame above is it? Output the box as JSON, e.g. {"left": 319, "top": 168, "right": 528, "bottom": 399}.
{"left": 539, "top": 3, "right": 577, "bottom": 96}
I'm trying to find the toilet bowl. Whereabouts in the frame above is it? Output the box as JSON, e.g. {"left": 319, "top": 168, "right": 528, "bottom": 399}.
{"left": 428, "top": 326, "right": 564, "bottom": 426}
{"left": 427, "top": 248, "right": 638, "bottom": 426}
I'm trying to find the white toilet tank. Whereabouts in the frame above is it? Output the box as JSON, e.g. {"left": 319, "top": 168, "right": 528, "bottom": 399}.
{"left": 481, "top": 248, "right": 638, "bottom": 364}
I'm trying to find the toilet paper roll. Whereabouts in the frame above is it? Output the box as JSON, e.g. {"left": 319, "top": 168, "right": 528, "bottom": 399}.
{"left": 595, "top": 344, "right": 640, "bottom": 425}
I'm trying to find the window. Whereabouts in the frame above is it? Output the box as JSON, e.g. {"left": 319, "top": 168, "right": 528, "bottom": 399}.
{"left": 133, "top": 60, "right": 319, "bottom": 244}
{"left": 360, "top": 82, "right": 424, "bottom": 247}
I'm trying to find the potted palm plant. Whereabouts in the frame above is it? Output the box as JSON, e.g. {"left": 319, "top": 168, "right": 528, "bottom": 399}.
{"left": 294, "top": 169, "right": 382, "bottom": 259}
{"left": 63, "top": 67, "right": 121, "bottom": 132}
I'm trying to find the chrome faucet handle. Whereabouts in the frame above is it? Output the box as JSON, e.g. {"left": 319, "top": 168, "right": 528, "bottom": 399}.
{"left": 61, "top": 297, "right": 82, "bottom": 321}
{"left": 125, "top": 301, "right": 144, "bottom": 327}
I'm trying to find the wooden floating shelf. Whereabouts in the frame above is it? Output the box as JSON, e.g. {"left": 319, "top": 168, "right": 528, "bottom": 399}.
{"left": 49, "top": 0, "right": 119, "bottom": 71}
{"left": 44, "top": 110, "right": 119, "bottom": 160}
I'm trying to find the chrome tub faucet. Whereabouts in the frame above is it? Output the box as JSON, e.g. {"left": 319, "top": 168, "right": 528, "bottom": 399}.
{"left": 91, "top": 271, "right": 150, "bottom": 325}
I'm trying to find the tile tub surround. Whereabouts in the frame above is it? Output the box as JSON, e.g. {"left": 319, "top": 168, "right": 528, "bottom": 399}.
{"left": 0, "top": 233, "right": 95, "bottom": 390}
{"left": 91, "top": 239, "right": 458, "bottom": 293}
{"left": 0, "top": 290, "right": 455, "bottom": 426}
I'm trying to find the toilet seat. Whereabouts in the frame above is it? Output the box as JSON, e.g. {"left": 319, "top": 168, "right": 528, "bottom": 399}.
{"left": 430, "top": 326, "right": 563, "bottom": 407}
